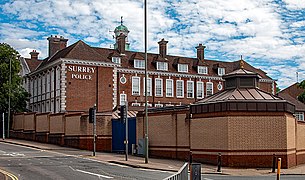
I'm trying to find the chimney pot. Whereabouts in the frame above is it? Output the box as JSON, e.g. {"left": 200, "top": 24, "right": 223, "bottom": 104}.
{"left": 196, "top": 43, "right": 206, "bottom": 60}
{"left": 47, "top": 35, "right": 68, "bottom": 57}
{"left": 29, "top": 50, "right": 39, "bottom": 60}
{"left": 158, "top": 38, "right": 168, "bottom": 58}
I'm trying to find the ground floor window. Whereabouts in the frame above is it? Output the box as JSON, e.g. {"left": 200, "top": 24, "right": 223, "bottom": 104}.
{"left": 295, "top": 112, "right": 304, "bottom": 121}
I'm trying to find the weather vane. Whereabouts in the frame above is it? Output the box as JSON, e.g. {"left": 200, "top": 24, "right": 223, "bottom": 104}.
{"left": 240, "top": 55, "right": 244, "bottom": 69}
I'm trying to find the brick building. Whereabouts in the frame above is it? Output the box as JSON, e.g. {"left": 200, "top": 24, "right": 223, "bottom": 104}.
{"left": 19, "top": 22, "right": 276, "bottom": 113}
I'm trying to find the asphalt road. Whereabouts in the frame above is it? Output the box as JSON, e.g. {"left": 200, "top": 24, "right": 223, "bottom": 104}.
{"left": 0, "top": 142, "right": 172, "bottom": 180}
{"left": 201, "top": 175, "right": 305, "bottom": 180}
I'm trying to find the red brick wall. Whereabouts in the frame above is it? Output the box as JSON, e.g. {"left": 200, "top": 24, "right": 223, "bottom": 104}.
{"left": 65, "top": 64, "right": 97, "bottom": 111}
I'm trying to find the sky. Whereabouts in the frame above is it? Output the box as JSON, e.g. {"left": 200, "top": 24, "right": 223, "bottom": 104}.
{"left": 1, "top": 0, "right": 305, "bottom": 89}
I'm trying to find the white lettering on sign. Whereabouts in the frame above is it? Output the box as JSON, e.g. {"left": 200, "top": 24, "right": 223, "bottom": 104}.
{"left": 67, "top": 65, "right": 95, "bottom": 80}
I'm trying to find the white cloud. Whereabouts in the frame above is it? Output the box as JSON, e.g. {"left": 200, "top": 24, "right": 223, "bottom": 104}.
{"left": 283, "top": 0, "right": 305, "bottom": 10}
{"left": 1, "top": 0, "right": 305, "bottom": 89}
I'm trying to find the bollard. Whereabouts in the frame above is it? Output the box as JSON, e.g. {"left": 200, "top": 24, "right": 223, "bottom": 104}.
{"left": 272, "top": 154, "right": 276, "bottom": 173}
{"left": 217, "top": 153, "right": 222, "bottom": 172}
{"left": 189, "top": 151, "right": 193, "bottom": 170}
{"left": 277, "top": 158, "right": 281, "bottom": 180}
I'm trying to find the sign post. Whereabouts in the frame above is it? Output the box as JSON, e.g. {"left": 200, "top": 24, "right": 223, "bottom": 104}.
{"left": 89, "top": 105, "right": 96, "bottom": 156}
{"left": 2, "top": 113, "right": 5, "bottom": 140}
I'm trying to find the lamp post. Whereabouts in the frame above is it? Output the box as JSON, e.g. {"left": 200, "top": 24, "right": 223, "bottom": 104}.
{"left": 144, "top": 0, "right": 149, "bottom": 164}
{"left": 8, "top": 57, "right": 11, "bottom": 138}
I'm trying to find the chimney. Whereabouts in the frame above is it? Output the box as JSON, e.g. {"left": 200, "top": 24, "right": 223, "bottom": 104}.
{"left": 117, "top": 33, "right": 126, "bottom": 54}
{"left": 158, "top": 38, "right": 168, "bottom": 57}
{"left": 29, "top": 50, "right": 39, "bottom": 60}
{"left": 47, "top": 35, "right": 68, "bottom": 57}
{"left": 196, "top": 44, "right": 206, "bottom": 60}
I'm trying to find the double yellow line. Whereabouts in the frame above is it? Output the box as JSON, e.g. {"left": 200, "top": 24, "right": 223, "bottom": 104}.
{"left": 0, "top": 169, "right": 18, "bottom": 180}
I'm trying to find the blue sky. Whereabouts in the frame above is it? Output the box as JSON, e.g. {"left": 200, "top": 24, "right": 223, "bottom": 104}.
{"left": 1, "top": 0, "right": 305, "bottom": 89}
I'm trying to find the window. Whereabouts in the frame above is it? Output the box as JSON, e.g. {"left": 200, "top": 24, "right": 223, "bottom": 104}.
{"left": 155, "top": 78, "right": 163, "bottom": 97}
{"left": 197, "top": 81, "right": 204, "bottom": 99}
{"left": 187, "top": 81, "right": 194, "bottom": 98}
{"left": 178, "top": 64, "right": 188, "bottom": 73}
{"left": 198, "top": 66, "right": 208, "bottom": 74}
{"left": 176, "top": 80, "right": 184, "bottom": 98}
{"left": 132, "top": 76, "right": 140, "bottom": 95}
{"left": 295, "top": 112, "right": 304, "bottom": 121}
{"left": 120, "top": 93, "right": 127, "bottom": 105}
{"left": 143, "top": 77, "right": 152, "bottom": 96}
{"left": 155, "top": 103, "right": 163, "bottom": 107}
{"left": 217, "top": 82, "right": 223, "bottom": 91}
{"left": 156, "top": 62, "right": 168, "bottom": 71}
{"left": 206, "top": 82, "right": 213, "bottom": 96}
{"left": 134, "top": 59, "right": 145, "bottom": 69}
{"left": 166, "top": 79, "right": 174, "bottom": 97}
{"left": 218, "top": 68, "right": 225, "bottom": 76}
{"left": 112, "top": 57, "right": 121, "bottom": 64}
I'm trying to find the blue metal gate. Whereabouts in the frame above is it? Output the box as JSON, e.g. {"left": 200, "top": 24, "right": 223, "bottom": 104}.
{"left": 112, "top": 117, "right": 136, "bottom": 153}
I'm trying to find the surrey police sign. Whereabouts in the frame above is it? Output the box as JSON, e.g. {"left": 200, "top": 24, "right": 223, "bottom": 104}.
{"left": 67, "top": 65, "right": 95, "bottom": 80}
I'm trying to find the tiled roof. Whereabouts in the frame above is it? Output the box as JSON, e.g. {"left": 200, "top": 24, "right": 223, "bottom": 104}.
{"left": 25, "top": 58, "right": 43, "bottom": 72}
{"left": 279, "top": 83, "right": 304, "bottom": 99}
{"left": 277, "top": 93, "right": 305, "bottom": 112}
{"left": 32, "top": 40, "right": 273, "bottom": 79}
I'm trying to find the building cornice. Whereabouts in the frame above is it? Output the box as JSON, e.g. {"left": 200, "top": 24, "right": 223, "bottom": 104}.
{"left": 118, "top": 68, "right": 224, "bottom": 81}
{"left": 62, "top": 58, "right": 119, "bottom": 67}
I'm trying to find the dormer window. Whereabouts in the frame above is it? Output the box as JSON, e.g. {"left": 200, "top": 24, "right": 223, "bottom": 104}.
{"left": 112, "top": 57, "right": 121, "bottom": 64}
{"left": 218, "top": 68, "right": 225, "bottom": 76}
{"left": 134, "top": 59, "right": 145, "bottom": 69}
{"left": 178, "top": 64, "right": 188, "bottom": 73}
{"left": 198, "top": 66, "right": 208, "bottom": 74}
{"left": 156, "top": 62, "right": 168, "bottom": 71}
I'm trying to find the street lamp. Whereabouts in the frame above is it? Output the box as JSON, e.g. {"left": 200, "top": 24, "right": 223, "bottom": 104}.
{"left": 144, "top": 0, "right": 149, "bottom": 164}
{"left": 8, "top": 57, "right": 11, "bottom": 138}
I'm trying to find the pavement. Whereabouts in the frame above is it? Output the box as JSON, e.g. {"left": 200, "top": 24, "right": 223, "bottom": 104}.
{"left": 1, "top": 138, "right": 305, "bottom": 177}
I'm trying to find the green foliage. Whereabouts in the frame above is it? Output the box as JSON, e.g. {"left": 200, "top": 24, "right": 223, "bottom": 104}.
{"left": 0, "top": 43, "right": 30, "bottom": 113}
{"left": 276, "top": 87, "right": 281, "bottom": 93}
{"left": 298, "top": 80, "right": 305, "bottom": 103}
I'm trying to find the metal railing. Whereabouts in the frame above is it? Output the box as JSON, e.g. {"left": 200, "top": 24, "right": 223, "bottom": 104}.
{"left": 163, "top": 162, "right": 188, "bottom": 180}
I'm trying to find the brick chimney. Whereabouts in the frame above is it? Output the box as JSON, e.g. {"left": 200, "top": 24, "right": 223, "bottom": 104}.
{"left": 117, "top": 33, "right": 126, "bottom": 54}
{"left": 47, "top": 35, "right": 68, "bottom": 57}
{"left": 158, "top": 38, "right": 168, "bottom": 58}
{"left": 196, "top": 44, "right": 206, "bottom": 60}
{"left": 29, "top": 50, "right": 39, "bottom": 60}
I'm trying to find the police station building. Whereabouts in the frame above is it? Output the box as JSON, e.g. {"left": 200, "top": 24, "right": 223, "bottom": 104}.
{"left": 19, "top": 22, "right": 276, "bottom": 113}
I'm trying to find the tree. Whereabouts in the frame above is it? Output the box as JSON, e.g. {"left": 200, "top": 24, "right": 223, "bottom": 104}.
{"left": 0, "top": 43, "right": 30, "bottom": 114}
{"left": 298, "top": 80, "right": 305, "bottom": 103}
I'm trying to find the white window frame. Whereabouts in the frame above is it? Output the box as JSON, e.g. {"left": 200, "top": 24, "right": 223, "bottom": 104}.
{"left": 143, "top": 77, "right": 152, "bottom": 96}
{"left": 166, "top": 79, "right": 174, "bottom": 97}
{"left": 178, "top": 64, "right": 188, "bottom": 73}
{"left": 134, "top": 59, "right": 145, "bottom": 69}
{"left": 155, "top": 78, "right": 163, "bottom": 97}
{"left": 132, "top": 76, "right": 140, "bottom": 96}
{"left": 206, "top": 82, "right": 213, "bottom": 96}
{"left": 187, "top": 80, "right": 194, "bottom": 98}
{"left": 176, "top": 80, "right": 184, "bottom": 98}
{"left": 295, "top": 112, "right": 304, "bottom": 121}
{"left": 218, "top": 68, "right": 225, "bottom": 76}
{"left": 120, "top": 93, "right": 127, "bottom": 105}
{"left": 198, "top": 66, "right": 208, "bottom": 74}
{"left": 112, "top": 57, "right": 121, "bottom": 64}
{"left": 156, "top": 62, "right": 168, "bottom": 71}
{"left": 197, "top": 81, "right": 204, "bottom": 99}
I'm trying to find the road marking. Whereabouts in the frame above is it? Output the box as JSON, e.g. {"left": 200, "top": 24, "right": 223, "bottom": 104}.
{"left": 203, "top": 178, "right": 214, "bottom": 180}
{"left": 69, "top": 166, "right": 113, "bottom": 179}
{"left": 0, "top": 168, "right": 18, "bottom": 180}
